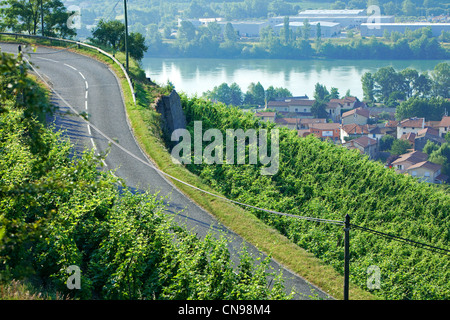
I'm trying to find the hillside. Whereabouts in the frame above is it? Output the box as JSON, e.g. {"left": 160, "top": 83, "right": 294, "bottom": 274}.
{"left": 178, "top": 96, "right": 450, "bottom": 300}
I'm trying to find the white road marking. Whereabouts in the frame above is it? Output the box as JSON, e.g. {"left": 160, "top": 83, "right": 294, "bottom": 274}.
{"left": 64, "top": 63, "right": 77, "bottom": 71}
{"left": 36, "top": 57, "right": 59, "bottom": 63}
{"left": 79, "top": 71, "right": 86, "bottom": 80}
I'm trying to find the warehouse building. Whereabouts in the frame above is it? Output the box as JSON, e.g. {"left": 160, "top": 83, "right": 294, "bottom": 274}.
{"left": 360, "top": 23, "right": 450, "bottom": 37}
{"left": 217, "top": 21, "right": 269, "bottom": 37}
{"left": 273, "top": 21, "right": 341, "bottom": 38}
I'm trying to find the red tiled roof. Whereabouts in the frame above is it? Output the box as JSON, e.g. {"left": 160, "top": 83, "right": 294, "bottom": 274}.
{"left": 255, "top": 112, "right": 276, "bottom": 117}
{"left": 342, "top": 107, "right": 370, "bottom": 119}
{"left": 399, "top": 118, "right": 424, "bottom": 128}
{"left": 391, "top": 151, "right": 428, "bottom": 165}
{"left": 352, "top": 136, "right": 377, "bottom": 148}
{"left": 385, "top": 120, "right": 399, "bottom": 128}
{"left": 309, "top": 123, "right": 340, "bottom": 130}
{"left": 275, "top": 117, "right": 299, "bottom": 125}
{"left": 407, "top": 161, "right": 442, "bottom": 172}
{"left": 439, "top": 116, "right": 450, "bottom": 127}
{"left": 341, "top": 123, "right": 373, "bottom": 134}
{"left": 417, "top": 127, "right": 439, "bottom": 137}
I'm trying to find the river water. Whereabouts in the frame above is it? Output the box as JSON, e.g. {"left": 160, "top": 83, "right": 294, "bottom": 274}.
{"left": 142, "top": 57, "right": 449, "bottom": 100}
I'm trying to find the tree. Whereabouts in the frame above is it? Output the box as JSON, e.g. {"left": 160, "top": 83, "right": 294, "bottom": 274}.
{"left": 315, "top": 23, "right": 322, "bottom": 50}
{"left": 431, "top": 62, "right": 450, "bottom": 99}
{"left": 281, "top": 16, "right": 290, "bottom": 45}
{"left": 224, "top": 22, "right": 238, "bottom": 43}
{"left": 0, "top": 0, "right": 76, "bottom": 38}
{"left": 380, "top": 134, "right": 395, "bottom": 151}
{"left": 92, "top": 19, "right": 147, "bottom": 61}
{"left": 265, "top": 86, "right": 292, "bottom": 102}
{"left": 313, "top": 83, "right": 330, "bottom": 102}
{"left": 229, "top": 82, "right": 243, "bottom": 106}
{"left": 302, "top": 19, "right": 311, "bottom": 40}
{"left": 91, "top": 19, "right": 125, "bottom": 51}
{"left": 121, "top": 32, "right": 148, "bottom": 61}
{"left": 423, "top": 140, "right": 440, "bottom": 155}
{"left": 177, "top": 20, "right": 196, "bottom": 42}
{"left": 396, "top": 96, "right": 450, "bottom": 122}
{"left": 146, "top": 24, "right": 163, "bottom": 54}
{"left": 402, "top": 0, "right": 416, "bottom": 16}
{"left": 244, "top": 82, "right": 265, "bottom": 106}
{"left": 361, "top": 72, "right": 375, "bottom": 102}
{"left": 390, "top": 139, "right": 412, "bottom": 155}
{"left": 311, "top": 100, "right": 328, "bottom": 119}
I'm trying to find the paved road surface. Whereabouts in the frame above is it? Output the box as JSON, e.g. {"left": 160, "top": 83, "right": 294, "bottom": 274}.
{"left": 1, "top": 42, "right": 333, "bottom": 300}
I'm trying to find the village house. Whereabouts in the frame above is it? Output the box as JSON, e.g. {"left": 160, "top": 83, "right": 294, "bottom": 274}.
{"left": 254, "top": 111, "right": 276, "bottom": 123}
{"left": 437, "top": 116, "right": 450, "bottom": 138}
{"left": 414, "top": 127, "right": 446, "bottom": 152}
{"left": 343, "top": 136, "right": 378, "bottom": 159}
{"left": 326, "top": 100, "right": 342, "bottom": 122}
{"left": 274, "top": 117, "right": 300, "bottom": 130}
{"left": 399, "top": 132, "right": 416, "bottom": 150}
{"left": 308, "top": 123, "right": 340, "bottom": 142}
{"left": 406, "top": 161, "right": 447, "bottom": 184}
{"left": 390, "top": 151, "right": 429, "bottom": 173}
{"left": 341, "top": 107, "right": 370, "bottom": 125}
{"left": 299, "top": 118, "right": 327, "bottom": 129}
{"left": 396, "top": 117, "right": 425, "bottom": 139}
{"left": 267, "top": 99, "right": 315, "bottom": 116}
{"left": 340, "top": 123, "right": 374, "bottom": 143}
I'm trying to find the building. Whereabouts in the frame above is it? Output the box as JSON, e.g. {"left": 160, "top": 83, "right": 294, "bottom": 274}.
{"left": 309, "top": 123, "right": 340, "bottom": 142}
{"left": 267, "top": 99, "right": 315, "bottom": 116}
{"left": 406, "top": 161, "right": 446, "bottom": 184}
{"left": 217, "top": 21, "right": 269, "bottom": 37}
{"left": 273, "top": 21, "right": 341, "bottom": 38}
{"left": 414, "top": 127, "right": 446, "bottom": 152}
{"left": 360, "top": 23, "right": 450, "bottom": 38}
{"left": 275, "top": 117, "right": 300, "bottom": 130}
{"left": 341, "top": 107, "right": 370, "bottom": 126}
{"left": 437, "top": 116, "right": 450, "bottom": 138}
{"left": 254, "top": 111, "right": 276, "bottom": 123}
{"left": 397, "top": 118, "right": 425, "bottom": 139}
{"left": 343, "top": 136, "right": 378, "bottom": 159}
{"left": 340, "top": 123, "right": 373, "bottom": 143}
{"left": 299, "top": 118, "right": 327, "bottom": 129}
{"left": 269, "top": 9, "right": 394, "bottom": 29}
{"left": 391, "top": 151, "right": 429, "bottom": 173}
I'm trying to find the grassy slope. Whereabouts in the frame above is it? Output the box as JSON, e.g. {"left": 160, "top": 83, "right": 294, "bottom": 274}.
{"left": 0, "top": 35, "right": 376, "bottom": 300}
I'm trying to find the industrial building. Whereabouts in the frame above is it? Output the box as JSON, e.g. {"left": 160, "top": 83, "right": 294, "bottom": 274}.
{"left": 273, "top": 21, "right": 341, "bottom": 38}
{"left": 360, "top": 23, "right": 450, "bottom": 37}
{"left": 217, "top": 21, "right": 269, "bottom": 37}
{"left": 269, "top": 13, "right": 394, "bottom": 29}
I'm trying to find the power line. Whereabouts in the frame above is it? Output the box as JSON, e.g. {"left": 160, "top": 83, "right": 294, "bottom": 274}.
{"left": 351, "top": 223, "right": 450, "bottom": 256}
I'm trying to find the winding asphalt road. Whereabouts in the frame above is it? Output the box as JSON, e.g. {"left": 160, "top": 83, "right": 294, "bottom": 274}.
{"left": 1, "top": 42, "right": 333, "bottom": 300}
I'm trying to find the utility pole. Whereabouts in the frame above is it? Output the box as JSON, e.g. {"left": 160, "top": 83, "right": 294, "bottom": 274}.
{"left": 343, "top": 214, "right": 351, "bottom": 300}
{"left": 123, "top": 0, "right": 129, "bottom": 72}
{"left": 40, "top": 0, "right": 44, "bottom": 37}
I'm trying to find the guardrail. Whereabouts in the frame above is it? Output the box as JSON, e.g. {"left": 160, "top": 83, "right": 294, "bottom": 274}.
{"left": 0, "top": 32, "right": 136, "bottom": 106}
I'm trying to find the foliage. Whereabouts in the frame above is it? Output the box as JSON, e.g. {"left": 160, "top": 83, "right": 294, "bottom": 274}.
{"left": 180, "top": 95, "right": 450, "bottom": 300}
{"left": 0, "top": 51, "right": 291, "bottom": 300}
{"left": 390, "top": 138, "right": 412, "bottom": 155}
{"left": 90, "top": 19, "right": 148, "bottom": 61}
{"left": 395, "top": 96, "right": 450, "bottom": 122}
{"left": 0, "top": 0, "right": 76, "bottom": 38}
